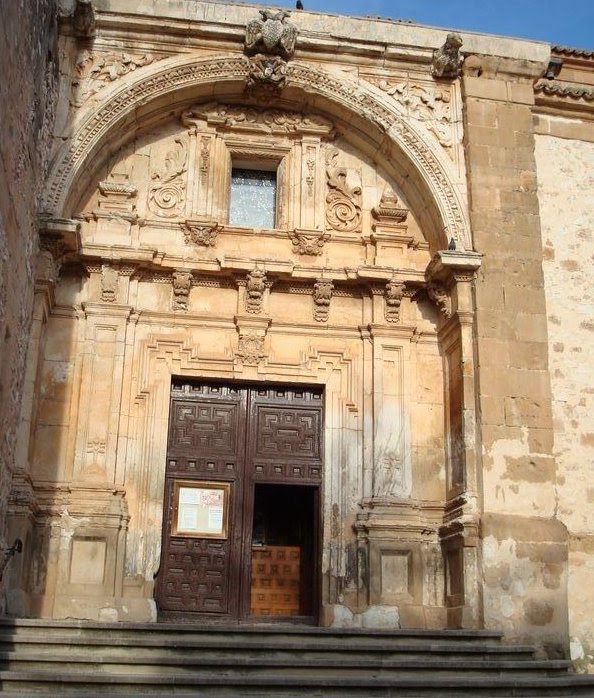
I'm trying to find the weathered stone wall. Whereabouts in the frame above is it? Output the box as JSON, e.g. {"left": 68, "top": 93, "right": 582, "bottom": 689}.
{"left": 536, "top": 131, "right": 594, "bottom": 671}
{"left": 462, "top": 54, "right": 568, "bottom": 655}
{"left": 0, "top": 1, "right": 60, "bottom": 563}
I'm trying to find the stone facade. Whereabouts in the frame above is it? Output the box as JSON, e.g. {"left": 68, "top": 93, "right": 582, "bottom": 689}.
{"left": 2, "top": 0, "right": 594, "bottom": 672}
{"left": 0, "top": 0, "right": 60, "bottom": 607}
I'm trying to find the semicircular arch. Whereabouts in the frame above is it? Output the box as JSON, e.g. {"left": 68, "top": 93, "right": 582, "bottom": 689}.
{"left": 41, "top": 53, "right": 471, "bottom": 251}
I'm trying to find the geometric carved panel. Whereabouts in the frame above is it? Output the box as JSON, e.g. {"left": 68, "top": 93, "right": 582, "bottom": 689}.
{"left": 170, "top": 401, "right": 238, "bottom": 454}
{"left": 254, "top": 407, "right": 321, "bottom": 459}
{"left": 159, "top": 537, "right": 229, "bottom": 614}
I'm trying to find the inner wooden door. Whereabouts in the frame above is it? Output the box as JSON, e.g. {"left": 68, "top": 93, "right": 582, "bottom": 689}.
{"left": 155, "top": 380, "right": 323, "bottom": 622}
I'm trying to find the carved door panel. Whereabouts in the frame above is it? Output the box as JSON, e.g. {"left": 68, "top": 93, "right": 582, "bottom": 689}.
{"left": 156, "top": 381, "right": 323, "bottom": 622}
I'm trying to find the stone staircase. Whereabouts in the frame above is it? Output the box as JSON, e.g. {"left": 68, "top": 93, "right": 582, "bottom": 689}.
{"left": 0, "top": 619, "right": 593, "bottom": 696}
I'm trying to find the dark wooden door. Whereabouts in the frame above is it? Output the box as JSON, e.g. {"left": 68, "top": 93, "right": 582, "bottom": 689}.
{"left": 156, "top": 380, "right": 323, "bottom": 622}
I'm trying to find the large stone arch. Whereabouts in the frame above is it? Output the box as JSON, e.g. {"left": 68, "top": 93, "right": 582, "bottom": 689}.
{"left": 41, "top": 54, "right": 471, "bottom": 252}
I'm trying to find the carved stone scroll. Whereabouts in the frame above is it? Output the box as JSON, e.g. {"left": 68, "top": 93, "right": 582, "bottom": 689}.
{"left": 313, "top": 279, "right": 333, "bottom": 322}
{"left": 325, "top": 148, "right": 362, "bottom": 233}
{"left": 148, "top": 138, "right": 188, "bottom": 218}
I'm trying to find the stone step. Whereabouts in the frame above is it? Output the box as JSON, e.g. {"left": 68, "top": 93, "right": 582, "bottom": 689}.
{"left": 0, "top": 634, "right": 537, "bottom": 659}
{"left": 2, "top": 669, "right": 594, "bottom": 697}
{"left": 0, "top": 652, "right": 572, "bottom": 675}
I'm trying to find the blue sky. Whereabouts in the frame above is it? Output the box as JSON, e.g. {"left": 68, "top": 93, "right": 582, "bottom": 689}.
{"left": 273, "top": 0, "right": 594, "bottom": 49}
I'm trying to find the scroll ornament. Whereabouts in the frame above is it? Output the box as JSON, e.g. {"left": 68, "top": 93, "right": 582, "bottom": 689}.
{"left": 325, "top": 149, "right": 362, "bottom": 233}
{"left": 148, "top": 138, "right": 188, "bottom": 218}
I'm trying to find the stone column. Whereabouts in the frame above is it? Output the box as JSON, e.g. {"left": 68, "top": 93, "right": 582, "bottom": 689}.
{"left": 462, "top": 54, "right": 568, "bottom": 654}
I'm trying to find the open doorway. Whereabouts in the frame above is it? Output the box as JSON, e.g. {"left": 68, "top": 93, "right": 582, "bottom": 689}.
{"left": 250, "top": 484, "right": 318, "bottom": 619}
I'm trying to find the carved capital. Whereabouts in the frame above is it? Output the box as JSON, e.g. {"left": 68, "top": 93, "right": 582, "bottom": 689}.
{"left": 181, "top": 220, "right": 220, "bottom": 247}
{"left": 289, "top": 229, "right": 330, "bottom": 256}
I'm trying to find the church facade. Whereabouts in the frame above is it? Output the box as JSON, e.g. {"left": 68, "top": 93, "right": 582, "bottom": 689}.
{"left": 2, "top": 0, "right": 594, "bottom": 671}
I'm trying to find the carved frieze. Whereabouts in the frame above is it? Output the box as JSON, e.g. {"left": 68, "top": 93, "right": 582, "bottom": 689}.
{"left": 245, "top": 269, "right": 268, "bottom": 314}
{"left": 181, "top": 220, "right": 220, "bottom": 247}
{"left": 74, "top": 50, "right": 162, "bottom": 105}
{"left": 289, "top": 229, "right": 330, "bottom": 256}
{"left": 313, "top": 279, "right": 333, "bottom": 322}
{"left": 101, "top": 264, "right": 118, "bottom": 303}
{"left": 325, "top": 148, "right": 362, "bottom": 233}
{"left": 432, "top": 33, "right": 463, "bottom": 80}
{"left": 172, "top": 270, "right": 192, "bottom": 311}
{"left": 385, "top": 280, "right": 406, "bottom": 323}
{"left": 148, "top": 138, "right": 188, "bottom": 218}
{"left": 182, "top": 103, "right": 333, "bottom": 135}
{"left": 367, "top": 77, "right": 453, "bottom": 149}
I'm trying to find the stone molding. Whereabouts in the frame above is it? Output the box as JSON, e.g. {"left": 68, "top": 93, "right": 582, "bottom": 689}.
{"left": 41, "top": 54, "right": 471, "bottom": 251}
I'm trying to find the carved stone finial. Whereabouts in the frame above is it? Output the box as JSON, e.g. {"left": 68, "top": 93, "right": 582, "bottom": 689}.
{"left": 385, "top": 280, "right": 406, "bottom": 323}
{"left": 372, "top": 186, "right": 409, "bottom": 223}
{"left": 432, "top": 33, "right": 463, "bottom": 79}
{"left": 245, "top": 269, "right": 268, "bottom": 314}
{"left": 245, "top": 9, "right": 298, "bottom": 60}
{"left": 172, "top": 270, "right": 192, "bottom": 311}
{"left": 313, "top": 279, "right": 333, "bottom": 322}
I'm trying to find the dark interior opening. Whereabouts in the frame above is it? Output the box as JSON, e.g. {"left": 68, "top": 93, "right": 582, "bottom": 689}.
{"left": 250, "top": 484, "right": 317, "bottom": 617}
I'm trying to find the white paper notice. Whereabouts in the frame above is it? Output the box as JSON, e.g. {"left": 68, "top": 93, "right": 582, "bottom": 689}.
{"left": 179, "top": 487, "right": 200, "bottom": 505}
{"left": 179, "top": 506, "right": 198, "bottom": 531}
{"left": 208, "top": 505, "right": 224, "bottom": 532}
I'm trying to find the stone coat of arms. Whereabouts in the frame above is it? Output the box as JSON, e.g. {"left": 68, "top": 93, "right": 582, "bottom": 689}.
{"left": 245, "top": 9, "right": 298, "bottom": 59}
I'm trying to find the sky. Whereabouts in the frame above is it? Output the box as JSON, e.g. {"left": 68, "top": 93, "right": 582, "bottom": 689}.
{"left": 270, "top": 0, "right": 594, "bottom": 50}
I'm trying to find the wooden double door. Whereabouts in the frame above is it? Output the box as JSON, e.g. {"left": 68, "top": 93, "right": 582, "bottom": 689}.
{"left": 156, "top": 380, "right": 323, "bottom": 622}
